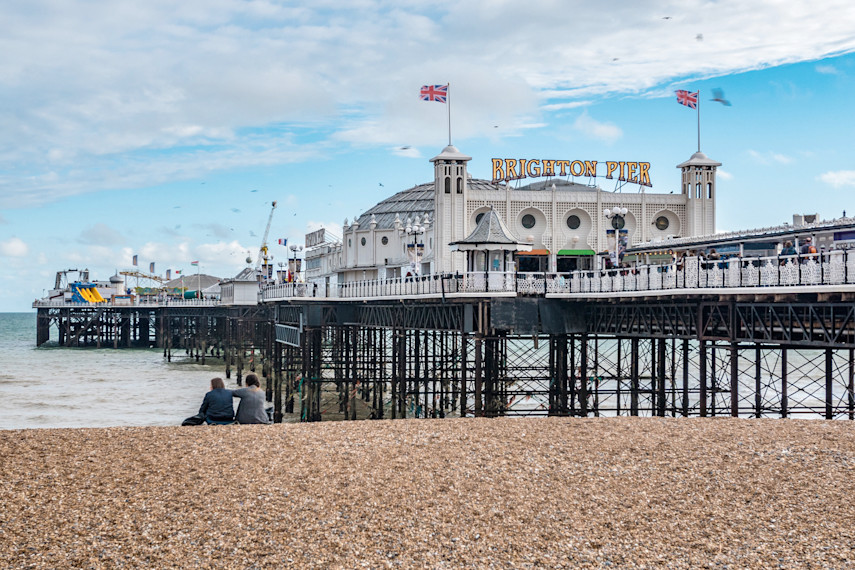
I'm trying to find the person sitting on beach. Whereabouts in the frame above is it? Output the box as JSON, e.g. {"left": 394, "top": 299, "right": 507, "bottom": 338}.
{"left": 198, "top": 377, "right": 234, "bottom": 425}
{"left": 232, "top": 373, "right": 271, "bottom": 424}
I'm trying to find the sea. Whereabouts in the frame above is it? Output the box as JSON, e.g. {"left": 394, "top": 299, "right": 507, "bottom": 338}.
{"left": 0, "top": 312, "right": 230, "bottom": 430}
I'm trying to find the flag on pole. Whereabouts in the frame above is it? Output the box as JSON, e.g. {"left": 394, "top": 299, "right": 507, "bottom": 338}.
{"left": 175, "top": 270, "right": 182, "bottom": 275}
{"left": 191, "top": 261, "right": 199, "bottom": 266}
{"left": 166, "top": 269, "right": 171, "bottom": 280}
{"left": 149, "top": 262, "right": 155, "bottom": 273}
{"left": 132, "top": 254, "right": 138, "bottom": 266}
{"left": 676, "top": 90, "right": 699, "bottom": 109}
{"left": 278, "top": 238, "right": 287, "bottom": 246}
{"left": 420, "top": 84, "right": 448, "bottom": 103}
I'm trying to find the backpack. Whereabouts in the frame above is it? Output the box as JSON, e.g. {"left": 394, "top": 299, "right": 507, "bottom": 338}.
{"left": 808, "top": 245, "right": 817, "bottom": 254}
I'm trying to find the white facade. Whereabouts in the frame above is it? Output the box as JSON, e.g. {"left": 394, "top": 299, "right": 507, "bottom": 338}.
{"left": 305, "top": 145, "right": 719, "bottom": 282}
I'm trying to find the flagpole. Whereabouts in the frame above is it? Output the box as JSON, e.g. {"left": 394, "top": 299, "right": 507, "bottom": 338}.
{"left": 697, "top": 89, "right": 701, "bottom": 152}
{"left": 447, "top": 82, "right": 452, "bottom": 146}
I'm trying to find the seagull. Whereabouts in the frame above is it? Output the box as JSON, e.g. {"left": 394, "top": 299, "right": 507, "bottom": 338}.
{"left": 696, "top": 33, "right": 704, "bottom": 41}
{"left": 379, "top": 183, "right": 384, "bottom": 187}
{"left": 711, "top": 88, "right": 731, "bottom": 106}
{"left": 231, "top": 208, "right": 241, "bottom": 213}
{"left": 398, "top": 146, "right": 411, "bottom": 150}
{"left": 662, "top": 16, "right": 672, "bottom": 19}
{"left": 250, "top": 189, "right": 258, "bottom": 193}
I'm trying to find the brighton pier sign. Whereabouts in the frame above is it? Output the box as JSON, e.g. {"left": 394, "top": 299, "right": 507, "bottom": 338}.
{"left": 491, "top": 158, "right": 652, "bottom": 187}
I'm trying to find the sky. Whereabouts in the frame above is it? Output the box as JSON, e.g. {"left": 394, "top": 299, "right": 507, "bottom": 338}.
{"left": 2, "top": 0, "right": 855, "bottom": 311}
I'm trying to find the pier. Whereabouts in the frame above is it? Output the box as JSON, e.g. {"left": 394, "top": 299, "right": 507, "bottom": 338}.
{"left": 34, "top": 250, "right": 855, "bottom": 421}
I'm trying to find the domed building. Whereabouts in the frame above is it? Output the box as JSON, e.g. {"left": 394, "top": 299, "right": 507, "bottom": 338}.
{"left": 304, "top": 145, "right": 719, "bottom": 289}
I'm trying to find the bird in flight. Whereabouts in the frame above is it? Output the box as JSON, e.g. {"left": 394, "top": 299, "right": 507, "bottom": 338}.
{"left": 711, "top": 88, "right": 731, "bottom": 106}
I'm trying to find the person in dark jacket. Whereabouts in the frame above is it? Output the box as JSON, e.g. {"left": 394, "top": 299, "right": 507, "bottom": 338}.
{"left": 199, "top": 377, "right": 234, "bottom": 424}
{"left": 232, "top": 373, "right": 271, "bottom": 424}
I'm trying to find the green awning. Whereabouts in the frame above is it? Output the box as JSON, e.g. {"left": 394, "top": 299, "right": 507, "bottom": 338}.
{"left": 557, "top": 249, "right": 595, "bottom": 256}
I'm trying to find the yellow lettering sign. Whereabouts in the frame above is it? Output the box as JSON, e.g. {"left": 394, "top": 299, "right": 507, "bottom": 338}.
{"left": 490, "top": 158, "right": 652, "bottom": 187}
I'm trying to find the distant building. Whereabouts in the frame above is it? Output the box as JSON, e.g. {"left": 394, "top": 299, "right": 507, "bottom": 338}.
{"left": 305, "top": 145, "right": 719, "bottom": 286}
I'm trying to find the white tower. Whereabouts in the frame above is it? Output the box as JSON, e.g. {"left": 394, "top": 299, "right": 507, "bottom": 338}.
{"left": 431, "top": 145, "right": 472, "bottom": 273}
{"left": 678, "top": 151, "right": 721, "bottom": 237}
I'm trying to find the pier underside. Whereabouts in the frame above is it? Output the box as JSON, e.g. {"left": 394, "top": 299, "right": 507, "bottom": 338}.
{"left": 37, "top": 296, "right": 855, "bottom": 421}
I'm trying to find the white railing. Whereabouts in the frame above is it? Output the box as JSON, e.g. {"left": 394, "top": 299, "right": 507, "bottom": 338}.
{"left": 548, "top": 251, "right": 852, "bottom": 295}
{"left": 32, "top": 297, "right": 222, "bottom": 309}
{"left": 253, "top": 250, "right": 855, "bottom": 302}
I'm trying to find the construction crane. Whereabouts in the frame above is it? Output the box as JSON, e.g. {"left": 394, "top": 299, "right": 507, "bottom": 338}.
{"left": 255, "top": 200, "right": 277, "bottom": 279}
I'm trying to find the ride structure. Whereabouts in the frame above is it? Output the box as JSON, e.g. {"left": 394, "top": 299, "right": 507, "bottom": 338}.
{"left": 254, "top": 201, "right": 278, "bottom": 282}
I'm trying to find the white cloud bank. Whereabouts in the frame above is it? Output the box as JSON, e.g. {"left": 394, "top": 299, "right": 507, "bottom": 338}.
{"left": 2, "top": 0, "right": 855, "bottom": 207}
{"left": 0, "top": 237, "right": 29, "bottom": 257}
{"left": 819, "top": 170, "right": 855, "bottom": 188}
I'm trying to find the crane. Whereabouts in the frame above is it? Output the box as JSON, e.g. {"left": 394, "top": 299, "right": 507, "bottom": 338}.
{"left": 255, "top": 200, "right": 277, "bottom": 279}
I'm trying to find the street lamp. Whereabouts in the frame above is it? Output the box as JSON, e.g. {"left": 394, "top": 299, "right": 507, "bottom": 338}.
{"left": 603, "top": 207, "right": 628, "bottom": 230}
{"left": 603, "top": 207, "right": 629, "bottom": 269}
{"left": 288, "top": 244, "right": 303, "bottom": 282}
{"left": 400, "top": 214, "right": 430, "bottom": 277}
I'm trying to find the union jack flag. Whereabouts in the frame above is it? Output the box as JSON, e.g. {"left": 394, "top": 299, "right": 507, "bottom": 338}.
{"left": 676, "top": 89, "right": 699, "bottom": 109}
{"left": 420, "top": 84, "right": 448, "bottom": 103}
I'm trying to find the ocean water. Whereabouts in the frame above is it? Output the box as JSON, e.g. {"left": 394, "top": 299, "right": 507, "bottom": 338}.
{"left": 0, "top": 313, "right": 234, "bottom": 430}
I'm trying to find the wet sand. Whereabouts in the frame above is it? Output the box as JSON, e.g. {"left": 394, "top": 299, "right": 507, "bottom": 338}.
{"left": 1, "top": 417, "right": 854, "bottom": 568}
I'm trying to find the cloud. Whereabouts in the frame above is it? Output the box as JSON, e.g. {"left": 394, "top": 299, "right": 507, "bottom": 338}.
{"left": 819, "top": 170, "right": 855, "bottom": 188}
{"left": 2, "top": 1, "right": 855, "bottom": 207}
{"left": 0, "top": 237, "right": 29, "bottom": 257}
{"left": 716, "top": 169, "right": 733, "bottom": 181}
{"left": 78, "top": 223, "right": 124, "bottom": 246}
{"left": 815, "top": 64, "right": 839, "bottom": 75}
{"left": 747, "top": 150, "right": 793, "bottom": 165}
{"left": 572, "top": 111, "right": 622, "bottom": 143}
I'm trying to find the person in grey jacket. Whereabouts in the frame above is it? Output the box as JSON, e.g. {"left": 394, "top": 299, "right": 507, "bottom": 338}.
{"left": 232, "top": 373, "right": 271, "bottom": 424}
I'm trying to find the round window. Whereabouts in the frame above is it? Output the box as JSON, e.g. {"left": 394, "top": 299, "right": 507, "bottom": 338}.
{"left": 475, "top": 212, "right": 485, "bottom": 225}
{"left": 360, "top": 237, "right": 366, "bottom": 246}
{"left": 521, "top": 214, "right": 536, "bottom": 229}
{"left": 610, "top": 216, "right": 625, "bottom": 230}
{"left": 566, "top": 215, "right": 581, "bottom": 230}
{"left": 655, "top": 216, "right": 670, "bottom": 230}
{"left": 381, "top": 236, "right": 388, "bottom": 245}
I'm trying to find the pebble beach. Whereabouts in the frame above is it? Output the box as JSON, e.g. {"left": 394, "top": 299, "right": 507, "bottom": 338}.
{"left": 2, "top": 417, "right": 854, "bottom": 568}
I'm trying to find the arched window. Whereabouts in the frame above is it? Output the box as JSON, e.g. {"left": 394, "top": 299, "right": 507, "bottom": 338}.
{"left": 444, "top": 177, "right": 451, "bottom": 194}
{"left": 696, "top": 183, "right": 702, "bottom": 198}
{"left": 707, "top": 182, "right": 712, "bottom": 199}
{"left": 456, "top": 177, "right": 463, "bottom": 194}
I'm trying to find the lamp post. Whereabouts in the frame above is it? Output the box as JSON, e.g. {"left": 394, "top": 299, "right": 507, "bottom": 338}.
{"left": 288, "top": 244, "right": 303, "bottom": 282}
{"left": 603, "top": 207, "right": 628, "bottom": 269}
{"left": 399, "top": 214, "right": 429, "bottom": 277}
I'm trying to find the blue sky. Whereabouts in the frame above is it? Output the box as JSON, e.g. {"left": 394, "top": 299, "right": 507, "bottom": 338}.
{"left": 2, "top": 0, "right": 855, "bottom": 311}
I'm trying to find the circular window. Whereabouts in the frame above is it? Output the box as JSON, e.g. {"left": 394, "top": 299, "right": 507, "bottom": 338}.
{"left": 360, "top": 237, "right": 366, "bottom": 246}
{"left": 521, "top": 214, "right": 536, "bottom": 229}
{"left": 475, "top": 212, "right": 485, "bottom": 225}
{"left": 381, "top": 236, "right": 388, "bottom": 245}
{"left": 566, "top": 215, "right": 581, "bottom": 230}
{"left": 610, "top": 216, "right": 625, "bottom": 230}
{"left": 655, "top": 216, "right": 670, "bottom": 230}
